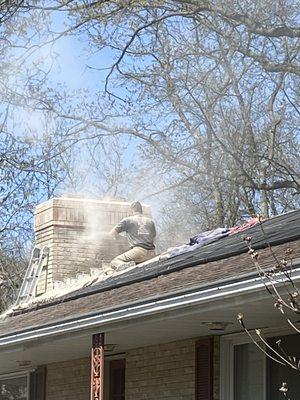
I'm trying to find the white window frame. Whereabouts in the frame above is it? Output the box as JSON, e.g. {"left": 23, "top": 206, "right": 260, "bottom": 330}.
{"left": 220, "top": 327, "right": 294, "bottom": 400}
{"left": 0, "top": 370, "right": 31, "bottom": 400}
{"left": 220, "top": 332, "right": 266, "bottom": 400}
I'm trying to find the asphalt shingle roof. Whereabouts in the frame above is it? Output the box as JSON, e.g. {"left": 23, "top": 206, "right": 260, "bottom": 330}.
{"left": 0, "top": 210, "right": 299, "bottom": 338}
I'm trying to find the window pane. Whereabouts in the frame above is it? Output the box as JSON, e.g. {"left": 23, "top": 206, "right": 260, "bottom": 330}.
{"left": 234, "top": 343, "right": 265, "bottom": 400}
{"left": 0, "top": 376, "right": 27, "bottom": 400}
{"left": 267, "top": 334, "right": 300, "bottom": 400}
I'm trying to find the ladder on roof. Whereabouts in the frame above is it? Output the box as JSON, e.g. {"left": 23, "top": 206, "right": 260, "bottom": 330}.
{"left": 16, "top": 246, "right": 50, "bottom": 305}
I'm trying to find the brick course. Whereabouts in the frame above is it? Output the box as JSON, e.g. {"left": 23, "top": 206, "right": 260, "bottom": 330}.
{"left": 46, "top": 357, "right": 90, "bottom": 400}
{"left": 125, "top": 339, "right": 195, "bottom": 400}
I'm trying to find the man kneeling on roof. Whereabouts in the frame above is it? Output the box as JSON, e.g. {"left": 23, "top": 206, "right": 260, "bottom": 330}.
{"left": 110, "top": 201, "right": 156, "bottom": 269}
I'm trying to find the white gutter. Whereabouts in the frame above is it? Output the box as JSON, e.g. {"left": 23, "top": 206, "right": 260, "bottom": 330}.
{"left": 1, "top": 268, "right": 300, "bottom": 347}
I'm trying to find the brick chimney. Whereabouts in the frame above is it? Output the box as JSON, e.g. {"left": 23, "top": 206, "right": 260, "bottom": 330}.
{"left": 34, "top": 197, "right": 152, "bottom": 294}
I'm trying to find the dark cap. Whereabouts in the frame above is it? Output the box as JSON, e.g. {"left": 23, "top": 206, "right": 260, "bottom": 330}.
{"left": 130, "top": 201, "right": 143, "bottom": 213}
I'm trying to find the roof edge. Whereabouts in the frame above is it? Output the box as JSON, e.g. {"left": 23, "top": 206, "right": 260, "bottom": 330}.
{"left": 1, "top": 261, "right": 300, "bottom": 347}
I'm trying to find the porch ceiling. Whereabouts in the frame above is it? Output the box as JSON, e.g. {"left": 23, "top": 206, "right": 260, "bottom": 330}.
{"left": 0, "top": 288, "right": 293, "bottom": 375}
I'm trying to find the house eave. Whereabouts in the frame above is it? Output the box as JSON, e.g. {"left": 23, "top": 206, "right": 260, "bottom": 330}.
{"left": 1, "top": 262, "right": 299, "bottom": 348}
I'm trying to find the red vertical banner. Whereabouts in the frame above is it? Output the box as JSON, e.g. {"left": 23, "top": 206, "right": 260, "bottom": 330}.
{"left": 91, "top": 333, "right": 105, "bottom": 400}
